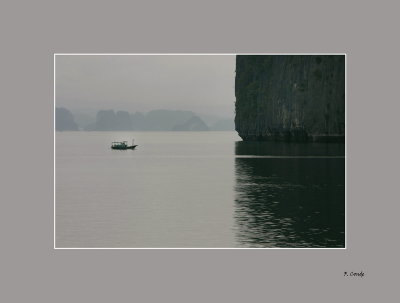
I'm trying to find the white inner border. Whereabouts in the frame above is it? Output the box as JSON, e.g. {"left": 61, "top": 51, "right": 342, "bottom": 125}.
{"left": 54, "top": 53, "right": 347, "bottom": 250}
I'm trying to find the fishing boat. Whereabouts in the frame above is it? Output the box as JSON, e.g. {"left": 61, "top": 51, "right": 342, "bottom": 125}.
{"left": 111, "top": 140, "right": 138, "bottom": 150}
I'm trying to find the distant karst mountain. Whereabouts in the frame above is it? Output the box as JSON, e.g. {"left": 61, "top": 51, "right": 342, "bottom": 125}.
{"left": 130, "top": 112, "right": 146, "bottom": 130}
{"left": 82, "top": 109, "right": 211, "bottom": 131}
{"left": 55, "top": 107, "right": 79, "bottom": 131}
{"left": 84, "top": 110, "right": 133, "bottom": 131}
{"left": 141, "top": 110, "right": 195, "bottom": 131}
{"left": 72, "top": 111, "right": 95, "bottom": 130}
{"left": 172, "top": 115, "right": 209, "bottom": 131}
{"left": 57, "top": 108, "right": 232, "bottom": 131}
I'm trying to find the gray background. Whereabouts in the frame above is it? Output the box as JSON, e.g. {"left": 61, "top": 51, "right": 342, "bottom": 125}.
{"left": 2, "top": 0, "right": 399, "bottom": 301}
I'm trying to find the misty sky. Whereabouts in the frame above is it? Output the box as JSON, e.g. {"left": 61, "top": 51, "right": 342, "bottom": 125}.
{"left": 56, "top": 55, "right": 236, "bottom": 118}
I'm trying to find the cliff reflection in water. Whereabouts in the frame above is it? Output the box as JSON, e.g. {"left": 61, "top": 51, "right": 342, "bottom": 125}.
{"left": 234, "top": 141, "right": 345, "bottom": 248}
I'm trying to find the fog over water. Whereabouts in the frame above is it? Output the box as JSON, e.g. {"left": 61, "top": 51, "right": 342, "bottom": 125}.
{"left": 56, "top": 55, "right": 236, "bottom": 118}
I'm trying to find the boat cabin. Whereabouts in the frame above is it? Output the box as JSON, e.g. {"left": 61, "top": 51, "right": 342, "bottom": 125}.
{"left": 111, "top": 140, "right": 137, "bottom": 150}
{"left": 111, "top": 141, "right": 128, "bottom": 148}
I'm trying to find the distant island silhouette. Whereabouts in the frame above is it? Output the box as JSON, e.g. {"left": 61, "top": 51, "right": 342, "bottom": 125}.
{"left": 55, "top": 108, "right": 234, "bottom": 131}
{"left": 55, "top": 108, "right": 79, "bottom": 131}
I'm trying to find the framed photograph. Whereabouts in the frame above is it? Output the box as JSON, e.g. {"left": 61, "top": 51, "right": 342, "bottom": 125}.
{"left": 55, "top": 54, "right": 346, "bottom": 249}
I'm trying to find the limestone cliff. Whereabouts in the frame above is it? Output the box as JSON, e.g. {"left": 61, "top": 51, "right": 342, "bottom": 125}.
{"left": 235, "top": 55, "right": 345, "bottom": 142}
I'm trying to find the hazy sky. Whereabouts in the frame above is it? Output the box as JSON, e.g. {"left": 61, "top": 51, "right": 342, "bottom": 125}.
{"left": 56, "top": 55, "right": 236, "bottom": 118}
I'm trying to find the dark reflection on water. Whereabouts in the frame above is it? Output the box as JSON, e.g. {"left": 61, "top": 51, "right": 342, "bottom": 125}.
{"left": 234, "top": 141, "right": 345, "bottom": 248}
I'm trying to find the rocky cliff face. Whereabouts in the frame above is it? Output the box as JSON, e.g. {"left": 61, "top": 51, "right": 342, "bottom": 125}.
{"left": 235, "top": 55, "right": 345, "bottom": 142}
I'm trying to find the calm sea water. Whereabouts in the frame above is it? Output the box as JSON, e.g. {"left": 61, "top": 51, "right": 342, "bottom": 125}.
{"left": 56, "top": 131, "right": 345, "bottom": 248}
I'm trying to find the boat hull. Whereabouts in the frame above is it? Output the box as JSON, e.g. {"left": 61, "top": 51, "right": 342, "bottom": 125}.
{"left": 111, "top": 145, "right": 138, "bottom": 150}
